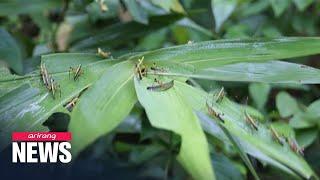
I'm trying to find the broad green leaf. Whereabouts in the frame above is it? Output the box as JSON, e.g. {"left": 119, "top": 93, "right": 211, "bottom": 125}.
{"left": 123, "top": 0, "right": 148, "bottom": 24}
{"left": 292, "top": 0, "right": 314, "bottom": 11}
{"left": 290, "top": 112, "right": 314, "bottom": 129}
{"left": 175, "top": 81, "right": 316, "bottom": 179}
{"left": 69, "top": 14, "right": 183, "bottom": 51}
{"left": 212, "top": 153, "right": 243, "bottom": 180}
{"left": 211, "top": 0, "right": 238, "bottom": 32}
{"left": 0, "top": 53, "right": 115, "bottom": 150}
{"left": 157, "top": 61, "right": 320, "bottom": 84}
{"left": 296, "top": 128, "right": 318, "bottom": 148}
{"left": 305, "top": 99, "right": 320, "bottom": 123}
{"left": 176, "top": 18, "right": 213, "bottom": 37}
{"left": 134, "top": 78, "right": 215, "bottom": 180}
{"left": 138, "top": 38, "right": 320, "bottom": 69}
{"left": 276, "top": 91, "right": 299, "bottom": 118}
{"left": 86, "top": 0, "right": 119, "bottom": 22}
{"left": 151, "top": 0, "right": 185, "bottom": 13}
{"left": 0, "top": 28, "right": 23, "bottom": 74}
{"left": 269, "top": 0, "right": 290, "bottom": 17}
{"left": 70, "top": 61, "right": 137, "bottom": 156}
{"left": 249, "top": 83, "right": 271, "bottom": 110}
{"left": 239, "top": 0, "right": 270, "bottom": 18}
{"left": 0, "top": 83, "right": 48, "bottom": 148}
{"left": 0, "top": 0, "right": 63, "bottom": 16}
{"left": 219, "top": 124, "right": 260, "bottom": 180}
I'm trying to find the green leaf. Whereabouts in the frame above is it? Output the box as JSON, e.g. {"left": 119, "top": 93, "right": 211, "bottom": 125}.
{"left": 305, "top": 99, "right": 320, "bottom": 123}
{"left": 70, "top": 61, "right": 137, "bottom": 156}
{"left": 296, "top": 128, "right": 318, "bottom": 148}
{"left": 69, "top": 14, "right": 183, "bottom": 51}
{"left": 249, "top": 83, "right": 271, "bottom": 110}
{"left": 158, "top": 61, "right": 320, "bottom": 84}
{"left": 276, "top": 91, "right": 299, "bottom": 118}
{"left": 175, "top": 82, "right": 316, "bottom": 179}
{"left": 0, "top": 28, "right": 23, "bottom": 74}
{"left": 0, "top": 53, "right": 114, "bottom": 150}
{"left": 219, "top": 125, "right": 260, "bottom": 180}
{"left": 269, "top": 0, "right": 290, "bottom": 17}
{"left": 134, "top": 78, "right": 215, "bottom": 180}
{"left": 290, "top": 112, "right": 314, "bottom": 129}
{"left": 123, "top": 0, "right": 148, "bottom": 24}
{"left": 138, "top": 38, "right": 320, "bottom": 69}
{"left": 212, "top": 153, "right": 243, "bottom": 180}
{"left": 292, "top": 0, "right": 314, "bottom": 11}
{"left": 0, "top": 0, "right": 63, "bottom": 16}
{"left": 211, "top": 0, "right": 238, "bottom": 32}
{"left": 151, "top": 0, "right": 185, "bottom": 13}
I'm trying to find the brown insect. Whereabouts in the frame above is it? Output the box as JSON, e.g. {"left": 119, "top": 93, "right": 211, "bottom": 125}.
{"left": 69, "top": 64, "right": 83, "bottom": 81}
{"left": 287, "top": 138, "right": 304, "bottom": 156}
{"left": 147, "top": 79, "right": 174, "bottom": 92}
{"left": 40, "top": 63, "right": 50, "bottom": 87}
{"left": 244, "top": 111, "right": 258, "bottom": 131}
{"left": 97, "top": 48, "right": 110, "bottom": 58}
{"left": 64, "top": 97, "right": 79, "bottom": 112}
{"left": 270, "top": 126, "right": 284, "bottom": 145}
{"left": 64, "top": 85, "right": 89, "bottom": 111}
{"left": 135, "top": 57, "right": 147, "bottom": 80}
{"left": 206, "top": 101, "right": 225, "bottom": 123}
{"left": 48, "top": 77, "right": 61, "bottom": 99}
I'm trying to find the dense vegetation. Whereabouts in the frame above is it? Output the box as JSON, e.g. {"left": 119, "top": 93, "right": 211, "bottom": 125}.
{"left": 1, "top": 0, "right": 320, "bottom": 179}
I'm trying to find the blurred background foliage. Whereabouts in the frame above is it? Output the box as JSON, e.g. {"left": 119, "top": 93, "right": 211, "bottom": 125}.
{"left": 0, "top": 0, "right": 320, "bottom": 179}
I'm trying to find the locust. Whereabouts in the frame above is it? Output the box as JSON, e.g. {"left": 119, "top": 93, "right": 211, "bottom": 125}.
{"left": 147, "top": 79, "right": 174, "bottom": 91}
{"left": 287, "top": 138, "right": 304, "bottom": 156}
{"left": 64, "top": 85, "right": 90, "bottom": 111}
{"left": 206, "top": 101, "right": 225, "bottom": 123}
{"left": 69, "top": 64, "right": 83, "bottom": 81}
{"left": 97, "top": 47, "right": 110, "bottom": 58}
{"left": 270, "top": 126, "right": 284, "bottom": 145}
{"left": 40, "top": 63, "right": 50, "bottom": 87}
{"left": 244, "top": 111, "right": 258, "bottom": 131}
{"left": 48, "top": 77, "right": 61, "bottom": 99}
{"left": 214, "top": 87, "right": 225, "bottom": 103}
{"left": 64, "top": 97, "right": 79, "bottom": 112}
{"left": 135, "top": 57, "right": 147, "bottom": 80}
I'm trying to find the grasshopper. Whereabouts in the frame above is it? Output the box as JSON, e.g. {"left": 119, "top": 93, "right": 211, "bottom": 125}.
{"left": 206, "top": 101, "right": 225, "bottom": 123}
{"left": 214, "top": 87, "right": 225, "bottom": 103}
{"left": 97, "top": 48, "right": 110, "bottom": 58}
{"left": 147, "top": 79, "right": 174, "bottom": 92}
{"left": 287, "top": 138, "right": 304, "bottom": 156}
{"left": 270, "top": 126, "right": 284, "bottom": 145}
{"left": 40, "top": 63, "right": 50, "bottom": 87}
{"left": 64, "top": 97, "right": 79, "bottom": 112}
{"left": 69, "top": 64, "right": 83, "bottom": 81}
{"left": 48, "top": 77, "right": 61, "bottom": 99}
{"left": 244, "top": 111, "right": 258, "bottom": 131}
{"left": 135, "top": 57, "right": 147, "bottom": 80}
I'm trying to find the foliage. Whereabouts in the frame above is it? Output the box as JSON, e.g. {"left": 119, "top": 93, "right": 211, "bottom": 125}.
{"left": 1, "top": 0, "right": 320, "bottom": 179}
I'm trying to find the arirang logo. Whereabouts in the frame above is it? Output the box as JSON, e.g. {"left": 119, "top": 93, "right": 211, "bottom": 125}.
{"left": 12, "top": 132, "right": 72, "bottom": 163}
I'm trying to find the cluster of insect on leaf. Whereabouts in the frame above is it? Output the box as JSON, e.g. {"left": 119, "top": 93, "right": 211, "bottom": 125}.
{"left": 40, "top": 48, "right": 112, "bottom": 112}
{"left": 40, "top": 61, "right": 83, "bottom": 111}
{"left": 134, "top": 57, "right": 174, "bottom": 92}
{"left": 205, "top": 88, "right": 304, "bottom": 156}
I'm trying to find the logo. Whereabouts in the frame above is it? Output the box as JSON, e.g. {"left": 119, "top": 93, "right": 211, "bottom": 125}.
{"left": 12, "top": 132, "right": 72, "bottom": 163}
